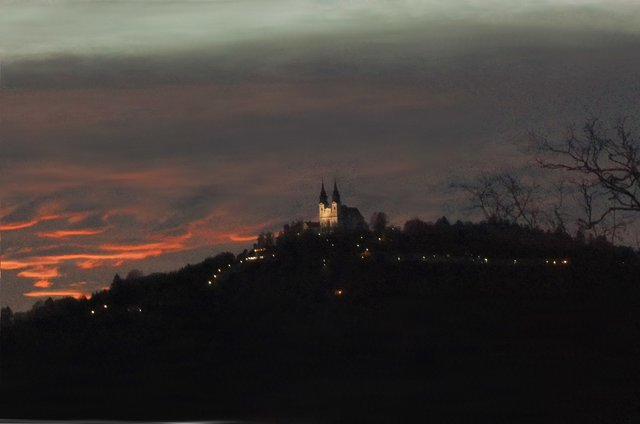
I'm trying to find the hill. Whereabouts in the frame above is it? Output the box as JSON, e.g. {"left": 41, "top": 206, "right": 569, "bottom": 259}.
{"left": 1, "top": 220, "right": 640, "bottom": 422}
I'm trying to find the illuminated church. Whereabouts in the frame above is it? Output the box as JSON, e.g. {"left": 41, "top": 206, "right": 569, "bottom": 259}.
{"left": 315, "top": 180, "right": 367, "bottom": 232}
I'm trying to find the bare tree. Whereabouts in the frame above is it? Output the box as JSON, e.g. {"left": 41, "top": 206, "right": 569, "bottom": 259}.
{"left": 533, "top": 117, "right": 640, "bottom": 231}
{"left": 453, "top": 172, "right": 541, "bottom": 227}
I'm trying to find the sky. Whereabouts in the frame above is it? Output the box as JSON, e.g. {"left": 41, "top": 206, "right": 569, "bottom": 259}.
{"left": 2, "top": 0, "right": 640, "bottom": 311}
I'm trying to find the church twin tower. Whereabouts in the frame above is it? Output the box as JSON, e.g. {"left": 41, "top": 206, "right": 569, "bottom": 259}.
{"left": 317, "top": 180, "right": 366, "bottom": 232}
{"left": 318, "top": 181, "right": 341, "bottom": 230}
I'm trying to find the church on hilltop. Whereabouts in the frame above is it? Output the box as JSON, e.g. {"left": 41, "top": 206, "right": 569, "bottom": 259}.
{"left": 306, "top": 180, "right": 367, "bottom": 233}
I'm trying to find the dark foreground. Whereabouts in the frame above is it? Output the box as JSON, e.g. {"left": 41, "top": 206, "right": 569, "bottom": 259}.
{"left": 2, "top": 228, "right": 640, "bottom": 423}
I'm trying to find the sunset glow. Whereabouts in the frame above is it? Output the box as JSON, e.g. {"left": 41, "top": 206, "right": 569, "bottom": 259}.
{"left": 228, "top": 234, "right": 258, "bottom": 242}
{"left": 23, "top": 291, "right": 88, "bottom": 299}
{"left": 2, "top": 0, "right": 640, "bottom": 313}
{"left": 37, "top": 229, "right": 106, "bottom": 238}
{"left": 17, "top": 267, "right": 60, "bottom": 280}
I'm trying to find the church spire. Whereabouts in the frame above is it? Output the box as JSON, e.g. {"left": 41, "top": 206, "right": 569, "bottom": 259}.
{"left": 319, "top": 180, "right": 328, "bottom": 204}
{"left": 332, "top": 180, "right": 341, "bottom": 203}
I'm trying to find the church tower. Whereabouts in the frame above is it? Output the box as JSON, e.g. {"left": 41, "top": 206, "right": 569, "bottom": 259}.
{"left": 332, "top": 181, "right": 341, "bottom": 204}
{"left": 319, "top": 180, "right": 328, "bottom": 218}
{"left": 319, "top": 180, "right": 339, "bottom": 231}
{"left": 331, "top": 180, "right": 341, "bottom": 218}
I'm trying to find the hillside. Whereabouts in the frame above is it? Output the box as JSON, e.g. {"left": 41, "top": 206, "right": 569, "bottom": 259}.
{"left": 2, "top": 220, "right": 640, "bottom": 422}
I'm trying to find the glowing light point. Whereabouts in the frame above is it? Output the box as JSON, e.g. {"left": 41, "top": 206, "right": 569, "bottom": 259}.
{"left": 90, "top": 310, "right": 95, "bottom": 315}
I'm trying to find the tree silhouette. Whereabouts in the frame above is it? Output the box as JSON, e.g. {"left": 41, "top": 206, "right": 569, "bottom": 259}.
{"left": 533, "top": 117, "right": 640, "bottom": 230}
{"left": 369, "top": 212, "right": 388, "bottom": 233}
{"left": 0, "top": 307, "right": 13, "bottom": 326}
{"left": 453, "top": 172, "right": 541, "bottom": 227}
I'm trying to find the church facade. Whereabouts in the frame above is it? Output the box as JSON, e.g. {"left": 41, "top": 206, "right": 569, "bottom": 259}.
{"left": 315, "top": 181, "right": 367, "bottom": 232}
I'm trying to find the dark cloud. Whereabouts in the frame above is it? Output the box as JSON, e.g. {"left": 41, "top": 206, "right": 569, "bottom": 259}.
{"left": 4, "top": 6, "right": 640, "bottom": 311}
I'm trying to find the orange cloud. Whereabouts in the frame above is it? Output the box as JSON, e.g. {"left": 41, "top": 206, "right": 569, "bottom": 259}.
{"left": 18, "top": 266, "right": 60, "bottom": 279}
{"left": 99, "top": 232, "right": 191, "bottom": 253}
{"left": 50, "top": 251, "right": 165, "bottom": 262}
{"left": 99, "top": 241, "right": 181, "bottom": 252}
{"left": 23, "top": 291, "right": 87, "bottom": 299}
{"left": 34, "top": 280, "right": 54, "bottom": 288}
{"left": 1, "top": 260, "right": 32, "bottom": 270}
{"left": 228, "top": 234, "right": 257, "bottom": 242}
{"left": 67, "top": 213, "right": 89, "bottom": 224}
{"left": 37, "top": 228, "right": 105, "bottom": 238}
{"left": 0, "top": 212, "right": 87, "bottom": 232}
{"left": 0, "top": 219, "right": 41, "bottom": 231}
{"left": 76, "top": 260, "right": 103, "bottom": 269}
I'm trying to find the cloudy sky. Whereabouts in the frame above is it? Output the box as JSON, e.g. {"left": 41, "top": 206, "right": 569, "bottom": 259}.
{"left": 2, "top": 0, "right": 640, "bottom": 311}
